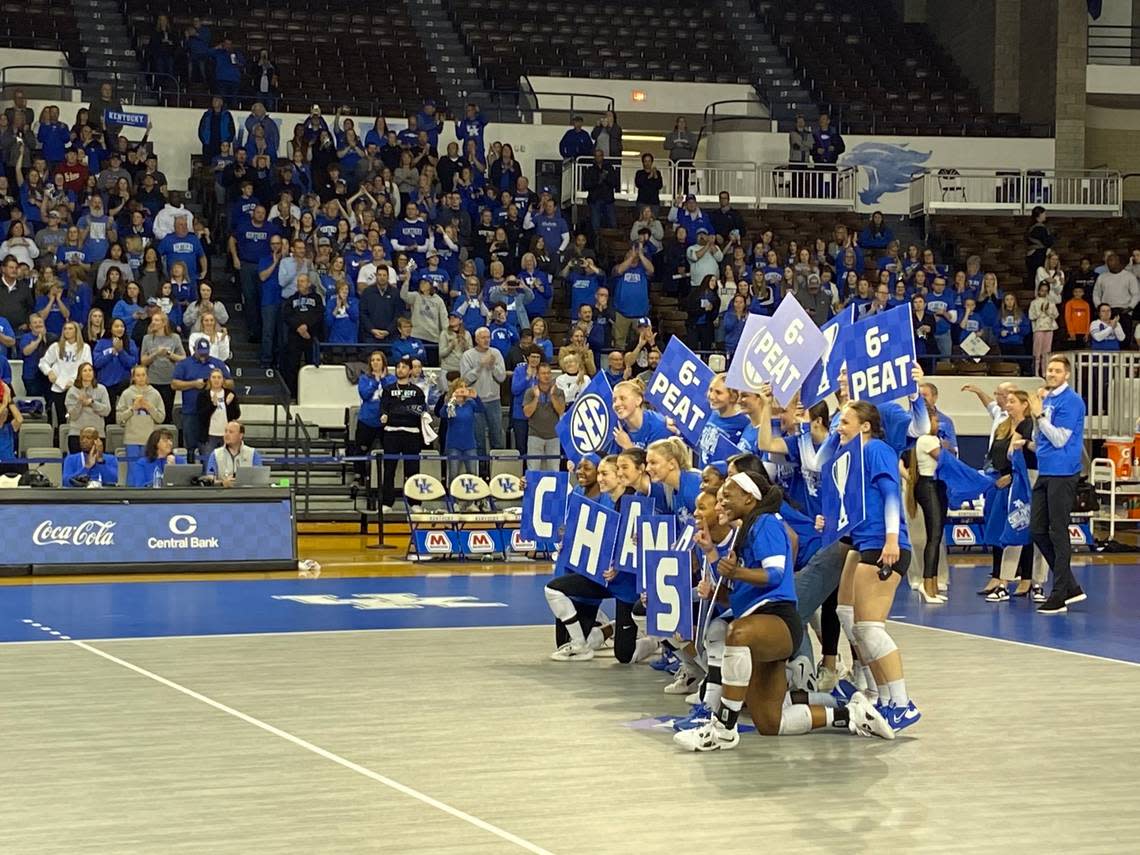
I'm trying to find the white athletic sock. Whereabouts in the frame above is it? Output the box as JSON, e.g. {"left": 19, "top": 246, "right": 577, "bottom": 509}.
{"left": 703, "top": 683, "right": 723, "bottom": 711}
{"left": 586, "top": 626, "right": 605, "bottom": 650}
{"left": 862, "top": 665, "right": 879, "bottom": 702}
{"left": 543, "top": 587, "right": 585, "bottom": 645}
{"left": 886, "top": 678, "right": 909, "bottom": 707}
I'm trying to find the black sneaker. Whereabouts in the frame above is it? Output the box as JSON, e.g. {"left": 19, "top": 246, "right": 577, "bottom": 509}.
{"left": 1064, "top": 586, "right": 1087, "bottom": 606}
{"left": 1037, "top": 591, "right": 1068, "bottom": 615}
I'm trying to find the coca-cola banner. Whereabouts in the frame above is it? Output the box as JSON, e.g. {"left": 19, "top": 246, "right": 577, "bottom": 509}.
{"left": 8, "top": 498, "right": 295, "bottom": 566}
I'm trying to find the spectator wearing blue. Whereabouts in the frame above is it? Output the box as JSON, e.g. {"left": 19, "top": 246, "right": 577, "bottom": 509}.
{"left": 415, "top": 100, "right": 443, "bottom": 148}
{"left": 411, "top": 250, "right": 450, "bottom": 297}
{"left": 62, "top": 427, "right": 118, "bottom": 487}
{"left": 113, "top": 282, "right": 148, "bottom": 339}
{"left": 359, "top": 267, "right": 402, "bottom": 347}
{"left": 455, "top": 103, "right": 487, "bottom": 157}
{"left": 18, "top": 314, "right": 54, "bottom": 399}
{"left": 566, "top": 256, "right": 603, "bottom": 319}
{"left": 198, "top": 96, "right": 236, "bottom": 159}
{"left": 391, "top": 201, "right": 430, "bottom": 268}
{"left": 92, "top": 317, "right": 138, "bottom": 406}
{"left": 510, "top": 346, "right": 541, "bottom": 454}
{"left": 517, "top": 253, "right": 551, "bottom": 320}
{"left": 723, "top": 293, "right": 750, "bottom": 358}
{"left": 667, "top": 194, "right": 711, "bottom": 246}
{"left": 211, "top": 38, "right": 245, "bottom": 105}
{"left": 171, "top": 338, "right": 232, "bottom": 462}
{"left": 397, "top": 116, "right": 420, "bottom": 149}
{"left": 36, "top": 105, "right": 70, "bottom": 168}
{"left": 453, "top": 277, "right": 490, "bottom": 335}
{"left": 530, "top": 316, "right": 554, "bottom": 362}
{"left": 325, "top": 280, "right": 359, "bottom": 344}
{"left": 611, "top": 245, "right": 653, "bottom": 349}
{"left": 184, "top": 18, "right": 212, "bottom": 85}
{"left": 918, "top": 382, "right": 958, "bottom": 455}
{"left": 230, "top": 204, "right": 278, "bottom": 346}
{"left": 278, "top": 238, "right": 316, "bottom": 300}
{"left": 488, "top": 275, "right": 534, "bottom": 333}
{"left": 353, "top": 349, "right": 393, "bottom": 482}
{"left": 524, "top": 197, "right": 570, "bottom": 257}
{"left": 365, "top": 116, "right": 389, "bottom": 150}
{"left": 559, "top": 116, "right": 593, "bottom": 161}
{"left": 126, "top": 426, "right": 182, "bottom": 486}
{"left": 240, "top": 102, "right": 280, "bottom": 160}
{"left": 1089, "top": 303, "right": 1127, "bottom": 351}
{"left": 157, "top": 217, "right": 207, "bottom": 283}
{"left": 443, "top": 376, "right": 483, "bottom": 484}
{"left": 811, "top": 112, "right": 845, "bottom": 164}
{"left": 994, "top": 293, "right": 1031, "bottom": 362}
{"left": 582, "top": 149, "right": 618, "bottom": 236}
{"left": 924, "top": 276, "right": 955, "bottom": 356}
{"left": 390, "top": 316, "right": 427, "bottom": 363}
{"left": 256, "top": 235, "right": 287, "bottom": 368}
{"left": 78, "top": 196, "right": 115, "bottom": 264}
{"left": 860, "top": 211, "right": 894, "bottom": 250}
{"left": 229, "top": 180, "right": 258, "bottom": 230}
{"left": 487, "top": 303, "right": 520, "bottom": 359}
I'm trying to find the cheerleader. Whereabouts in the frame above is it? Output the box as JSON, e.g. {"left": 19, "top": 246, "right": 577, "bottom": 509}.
{"left": 675, "top": 471, "right": 893, "bottom": 751}
{"left": 612, "top": 380, "right": 673, "bottom": 449}
{"left": 826, "top": 400, "right": 922, "bottom": 731}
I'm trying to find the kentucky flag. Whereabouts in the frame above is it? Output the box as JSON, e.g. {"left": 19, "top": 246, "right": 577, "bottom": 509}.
{"left": 935, "top": 451, "right": 996, "bottom": 507}
{"left": 1000, "top": 449, "right": 1033, "bottom": 547}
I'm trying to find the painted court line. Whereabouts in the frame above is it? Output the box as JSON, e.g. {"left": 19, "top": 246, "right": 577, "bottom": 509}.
{"left": 70, "top": 638, "right": 556, "bottom": 855}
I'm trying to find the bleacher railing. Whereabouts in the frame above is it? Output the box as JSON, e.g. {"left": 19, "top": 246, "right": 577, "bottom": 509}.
{"left": 0, "top": 65, "right": 182, "bottom": 106}
{"left": 569, "top": 157, "right": 855, "bottom": 211}
{"left": 1071, "top": 351, "right": 1140, "bottom": 439}
{"left": 909, "top": 168, "right": 1122, "bottom": 217}
{"left": 1088, "top": 24, "right": 1140, "bottom": 65}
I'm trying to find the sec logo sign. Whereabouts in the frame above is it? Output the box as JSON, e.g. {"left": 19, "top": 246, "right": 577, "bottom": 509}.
{"left": 570, "top": 393, "right": 610, "bottom": 456}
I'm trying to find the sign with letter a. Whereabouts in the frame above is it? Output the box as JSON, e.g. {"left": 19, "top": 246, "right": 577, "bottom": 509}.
{"left": 843, "top": 304, "right": 917, "bottom": 407}
{"left": 820, "top": 438, "right": 866, "bottom": 545}
{"left": 644, "top": 549, "right": 694, "bottom": 640}
{"left": 556, "top": 372, "right": 616, "bottom": 463}
{"left": 644, "top": 337, "right": 713, "bottom": 445}
{"left": 725, "top": 296, "right": 825, "bottom": 406}
{"left": 520, "top": 472, "right": 568, "bottom": 542}
{"left": 555, "top": 493, "right": 620, "bottom": 581}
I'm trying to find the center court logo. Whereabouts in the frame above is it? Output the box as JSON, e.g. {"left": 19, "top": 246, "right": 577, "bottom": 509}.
{"left": 570, "top": 393, "right": 610, "bottom": 456}
{"left": 33, "top": 520, "right": 116, "bottom": 546}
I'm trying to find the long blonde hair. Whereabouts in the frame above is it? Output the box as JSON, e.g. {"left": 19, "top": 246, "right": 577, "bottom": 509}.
{"left": 57, "top": 321, "right": 81, "bottom": 357}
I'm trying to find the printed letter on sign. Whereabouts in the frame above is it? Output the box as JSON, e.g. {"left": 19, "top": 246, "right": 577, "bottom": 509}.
{"left": 843, "top": 304, "right": 917, "bottom": 407}
{"left": 645, "top": 549, "right": 693, "bottom": 639}
{"left": 555, "top": 493, "right": 619, "bottom": 580}
{"left": 725, "top": 296, "right": 825, "bottom": 406}
{"left": 644, "top": 337, "right": 713, "bottom": 445}
{"left": 520, "top": 472, "right": 568, "bottom": 541}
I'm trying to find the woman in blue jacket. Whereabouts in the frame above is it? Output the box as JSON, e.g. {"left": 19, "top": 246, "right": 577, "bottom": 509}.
{"left": 354, "top": 350, "right": 393, "bottom": 483}
{"left": 324, "top": 281, "right": 360, "bottom": 344}
{"left": 92, "top": 317, "right": 139, "bottom": 412}
{"left": 722, "top": 294, "right": 750, "bottom": 359}
{"left": 994, "top": 292, "right": 1031, "bottom": 363}
{"left": 113, "top": 281, "right": 148, "bottom": 339}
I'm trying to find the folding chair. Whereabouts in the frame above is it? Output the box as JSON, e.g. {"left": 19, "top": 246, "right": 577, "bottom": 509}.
{"left": 402, "top": 473, "right": 453, "bottom": 560}
{"left": 448, "top": 474, "right": 512, "bottom": 560}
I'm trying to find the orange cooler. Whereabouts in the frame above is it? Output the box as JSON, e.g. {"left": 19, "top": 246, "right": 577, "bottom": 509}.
{"left": 1105, "top": 437, "right": 1133, "bottom": 479}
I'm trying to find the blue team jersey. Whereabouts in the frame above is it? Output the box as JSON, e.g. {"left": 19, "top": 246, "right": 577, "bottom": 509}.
{"left": 732, "top": 513, "right": 797, "bottom": 616}
{"left": 737, "top": 420, "right": 759, "bottom": 453}
{"left": 657, "top": 469, "right": 703, "bottom": 529}
{"left": 624, "top": 409, "right": 672, "bottom": 448}
{"left": 779, "top": 501, "right": 823, "bottom": 570}
{"left": 781, "top": 429, "right": 823, "bottom": 518}
{"left": 850, "top": 438, "right": 911, "bottom": 553}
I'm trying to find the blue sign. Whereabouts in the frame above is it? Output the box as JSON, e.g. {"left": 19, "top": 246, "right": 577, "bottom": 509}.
{"left": 644, "top": 337, "right": 713, "bottom": 445}
{"left": 842, "top": 304, "right": 917, "bottom": 407}
{"left": 520, "top": 472, "right": 567, "bottom": 542}
{"left": 105, "top": 109, "right": 149, "bottom": 129}
{"left": 556, "top": 372, "right": 616, "bottom": 464}
{"left": 555, "top": 493, "right": 620, "bottom": 580}
{"left": 412, "top": 528, "right": 541, "bottom": 557}
{"left": 820, "top": 438, "right": 866, "bottom": 545}
{"left": 673, "top": 522, "right": 696, "bottom": 552}
{"left": 698, "top": 426, "right": 744, "bottom": 469}
{"left": 644, "top": 549, "right": 693, "bottom": 640}
{"left": 726, "top": 296, "right": 825, "bottom": 406}
{"left": 4, "top": 498, "right": 294, "bottom": 566}
{"left": 801, "top": 305, "right": 854, "bottom": 408}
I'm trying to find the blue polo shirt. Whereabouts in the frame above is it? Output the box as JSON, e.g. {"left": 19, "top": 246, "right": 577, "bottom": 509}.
{"left": 173, "top": 355, "right": 231, "bottom": 414}
{"left": 234, "top": 221, "right": 278, "bottom": 263}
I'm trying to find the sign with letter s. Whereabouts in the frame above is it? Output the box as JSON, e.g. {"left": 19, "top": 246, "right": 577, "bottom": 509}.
{"left": 725, "top": 296, "right": 825, "bottom": 406}
{"left": 844, "top": 304, "right": 917, "bottom": 407}
{"left": 820, "top": 438, "right": 866, "bottom": 545}
{"left": 520, "top": 472, "right": 568, "bottom": 542}
{"left": 644, "top": 549, "right": 694, "bottom": 640}
{"left": 556, "top": 372, "right": 616, "bottom": 464}
{"left": 555, "top": 493, "right": 620, "bottom": 581}
{"left": 644, "top": 337, "right": 713, "bottom": 445}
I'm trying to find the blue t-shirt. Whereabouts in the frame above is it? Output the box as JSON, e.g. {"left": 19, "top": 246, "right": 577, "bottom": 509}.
{"left": 613, "top": 263, "right": 649, "bottom": 318}
{"left": 390, "top": 336, "right": 427, "bottom": 364}
{"left": 172, "top": 356, "right": 231, "bottom": 414}
{"left": 567, "top": 271, "right": 601, "bottom": 319}
{"left": 444, "top": 398, "right": 483, "bottom": 451}
{"left": 234, "top": 221, "right": 278, "bottom": 263}
{"left": 258, "top": 256, "right": 283, "bottom": 308}
{"left": 1035, "top": 385, "right": 1084, "bottom": 476}
{"left": 624, "top": 409, "right": 672, "bottom": 448}
{"left": 157, "top": 233, "right": 205, "bottom": 279}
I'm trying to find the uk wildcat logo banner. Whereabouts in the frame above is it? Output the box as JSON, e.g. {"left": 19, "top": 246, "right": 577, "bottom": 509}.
{"left": 520, "top": 472, "right": 568, "bottom": 543}
{"left": 556, "top": 372, "right": 616, "bottom": 464}
{"left": 697, "top": 426, "right": 744, "bottom": 469}
{"left": 1000, "top": 449, "right": 1033, "bottom": 547}
{"left": 644, "top": 337, "right": 713, "bottom": 445}
{"left": 800, "top": 305, "right": 854, "bottom": 408}
{"left": 644, "top": 549, "right": 694, "bottom": 640}
{"left": 555, "top": 493, "right": 620, "bottom": 580}
{"left": 725, "top": 296, "right": 825, "bottom": 406}
{"left": 842, "top": 304, "right": 917, "bottom": 407}
{"left": 820, "top": 438, "right": 866, "bottom": 545}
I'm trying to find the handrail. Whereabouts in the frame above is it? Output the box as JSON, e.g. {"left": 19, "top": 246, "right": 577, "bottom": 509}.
{"left": 0, "top": 64, "right": 181, "bottom": 105}
{"left": 1088, "top": 24, "right": 1140, "bottom": 64}
{"left": 480, "top": 88, "right": 615, "bottom": 122}
{"left": 695, "top": 98, "right": 773, "bottom": 150}
{"left": 910, "top": 167, "right": 1123, "bottom": 217}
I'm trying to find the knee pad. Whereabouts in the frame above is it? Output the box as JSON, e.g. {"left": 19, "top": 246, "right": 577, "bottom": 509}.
{"left": 543, "top": 586, "right": 577, "bottom": 623}
{"left": 853, "top": 621, "right": 896, "bottom": 664}
{"left": 704, "top": 618, "right": 727, "bottom": 665}
{"left": 836, "top": 603, "right": 856, "bottom": 644}
{"left": 721, "top": 644, "right": 752, "bottom": 689}
{"left": 778, "top": 704, "right": 814, "bottom": 736}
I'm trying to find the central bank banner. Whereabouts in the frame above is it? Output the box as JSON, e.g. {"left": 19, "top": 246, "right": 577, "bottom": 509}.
{"left": 4, "top": 499, "right": 295, "bottom": 565}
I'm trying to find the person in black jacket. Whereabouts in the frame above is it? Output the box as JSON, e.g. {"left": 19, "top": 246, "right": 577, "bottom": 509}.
{"left": 688, "top": 274, "right": 721, "bottom": 352}
{"left": 708, "top": 191, "right": 745, "bottom": 246}
{"left": 582, "top": 149, "right": 618, "bottom": 241}
{"left": 379, "top": 356, "right": 426, "bottom": 511}
{"left": 359, "top": 267, "right": 402, "bottom": 346}
{"left": 911, "top": 294, "right": 937, "bottom": 372}
{"left": 282, "top": 273, "right": 323, "bottom": 396}
{"left": 0, "top": 255, "right": 35, "bottom": 331}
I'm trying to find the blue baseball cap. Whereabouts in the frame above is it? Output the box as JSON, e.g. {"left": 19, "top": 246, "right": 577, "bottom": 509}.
{"left": 637, "top": 317, "right": 651, "bottom": 327}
